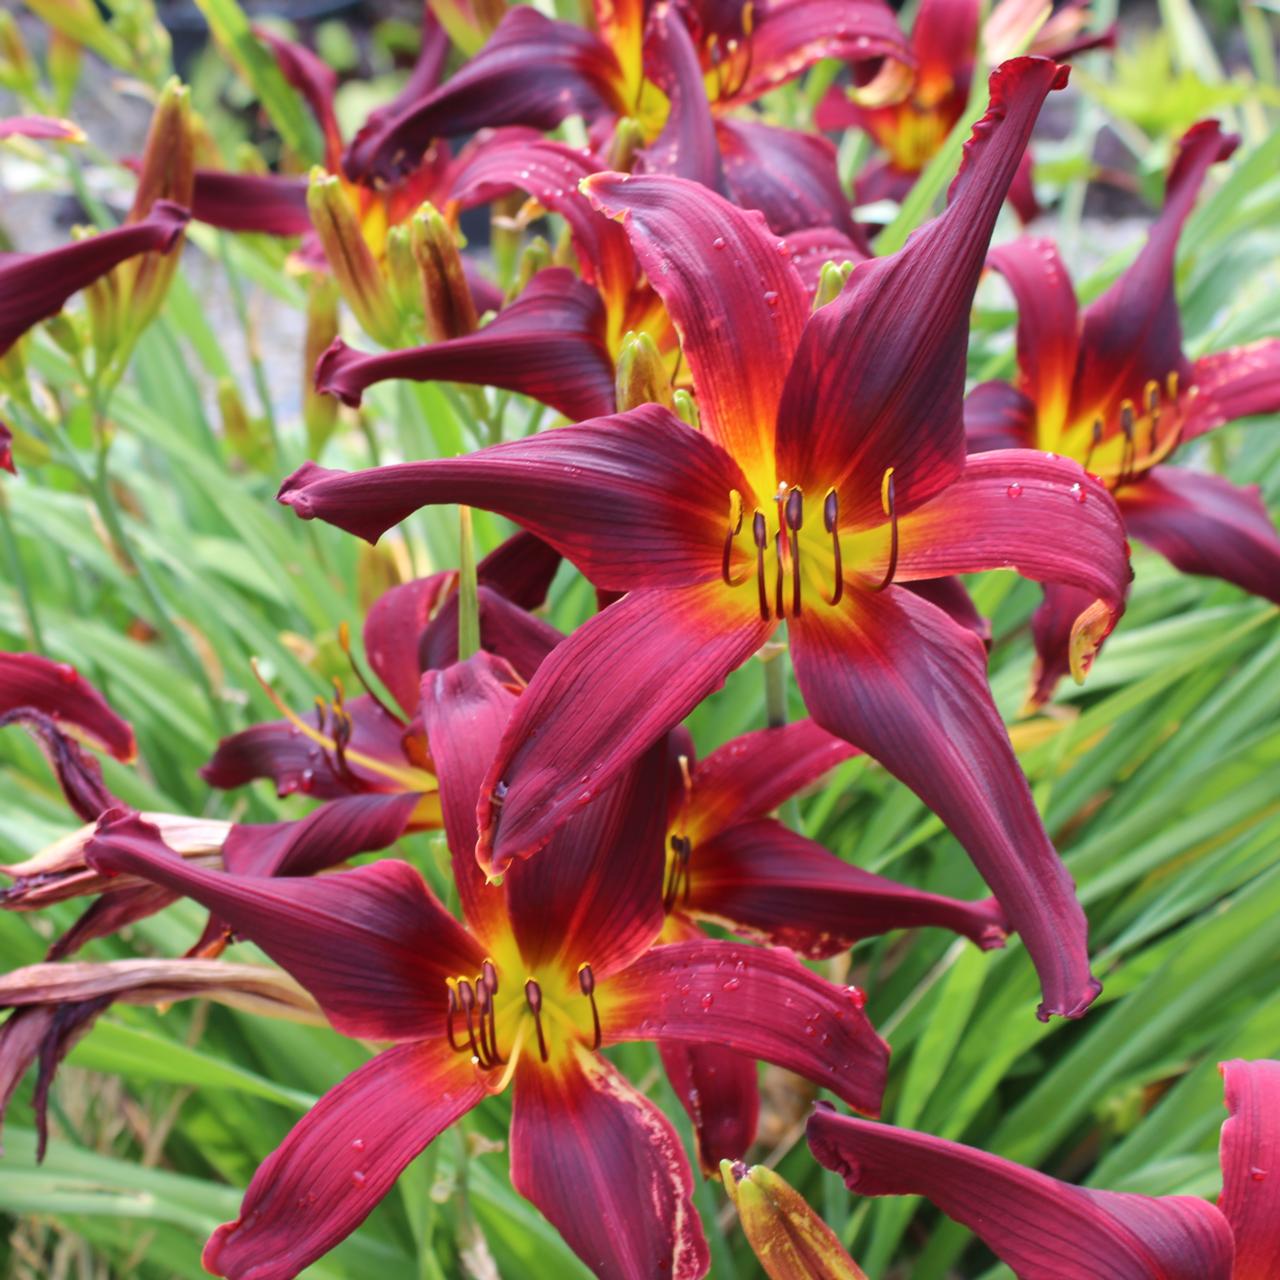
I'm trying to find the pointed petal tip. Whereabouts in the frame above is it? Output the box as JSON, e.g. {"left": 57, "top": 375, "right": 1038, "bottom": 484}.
{"left": 1036, "top": 974, "right": 1103, "bottom": 1023}
{"left": 312, "top": 336, "right": 361, "bottom": 407}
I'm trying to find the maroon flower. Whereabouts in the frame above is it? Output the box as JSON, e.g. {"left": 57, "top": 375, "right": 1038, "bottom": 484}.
{"left": 969, "top": 119, "right": 1280, "bottom": 704}
{"left": 278, "top": 60, "right": 1130, "bottom": 1020}
{"left": 87, "top": 652, "right": 889, "bottom": 1280}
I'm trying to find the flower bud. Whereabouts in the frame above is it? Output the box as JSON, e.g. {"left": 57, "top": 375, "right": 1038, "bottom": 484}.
{"left": 513, "top": 235, "right": 552, "bottom": 298}
{"left": 410, "top": 203, "right": 478, "bottom": 342}
{"left": 307, "top": 168, "right": 401, "bottom": 347}
{"left": 607, "top": 117, "right": 646, "bottom": 173}
{"left": 615, "top": 330, "right": 673, "bottom": 411}
{"left": 117, "top": 78, "right": 194, "bottom": 343}
{"left": 673, "top": 388, "right": 700, "bottom": 429}
{"left": 0, "top": 13, "right": 38, "bottom": 96}
{"left": 721, "top": 1161, "right": 868, "bottom": 1280}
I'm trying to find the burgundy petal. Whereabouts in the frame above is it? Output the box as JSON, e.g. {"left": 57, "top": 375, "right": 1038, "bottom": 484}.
{"left": 687, "top": 820, "right": 1009, "bottom": 956}
{"left": 254, "top": 24, "right": 343, "bottom": 163}
{"left": 475, "top": 584, "right": 772, "bottom": 873}
{"left": 0, "top": 711, "right": 117, "bottom": 824}
{"left": 191, "top": 169, "right": 312, "bottom": 237}
{"left": 1218, "top": 1058, "right": 1280, "bottom": 1275}
{"left": 0, "top": 200, "right": 189, "bottom": 355}
{"left": 342, "top": 8, "right": 625, "bottom": 184}
{"left": 504, "top": 738, "right": 668, "bottom": 981}
{"left": 660, "top": 1038, "right": 760, "bottom": 1172}
{"left": 0, "top": 652, "right": 135, "bottom": 760}
{"left": 775, "top": 58, "right": 1068, "bottom": 525}
{"left": 584, "top": 171, "right": 809, "bottom": 479}
{"left": 638, "top": 2, "right": 726, "bottom": 193}
{"left": 1182, "top": 340, "right": 1280, "bottom": 442}
{"left": 987, "top": 236, "right": 1081, "bottom": 432}
{"left": 220, "top": 792, "right": 420, "bottom": 878}
{"left": 1072, "top": 119, "right": 1238, "bottom": 419}
{"left": 1118, "top": 466, "right": 1280, "bottom": 606}
{"left": 730, "top": 0, "right": 911, "bottom": 106}
{"left": 510, "top": 1049, "right": 709, "bottom": 1280}
{"left": 903, "top": 577, "right": 992, "bottom": 647}
{"left": 204, "top": 1041, "right": 485, "bottom": 1280}
{"left": 476, "top": 530, "right": 563, "bottom": 609}
{"left": 362, "top": 571, "right": 454, "bottom": 717}
{"left": 45, "top": 883, "right": 179, "bottom": 961}
{"left": 602, "top": 940, "right": 888, "bottom": 1115}
{"left": 420, "top": 652, "right": 521, "bottom": 949}
{"left": 789, "top": 586, "right": 1100, "bottom": 1019}
{"left": 717, "top": 118, "right": 858, "bottom": 238}
{"left": 1028, "top": 582, "right": 1099, "bottom": 708}
{"left": 279, "top": 405, "right": 748, "bottom": 591}
{"left": 314, "top": 268, "right": 616, "bottom": 419}
{"left": 681, "top": 719, "right": 858, "bottom": 841}
{"left": 85, "top": 811, "right": 480, "bottom": 1041}
{"left": 895, "top": 449, "right": 1132, "bottom": 684}
{"left": 964, "top": 379, "right": 1036, "bottom": 453}
{"left": 806, "top": 1107, "right": 1235, "bottom": 1280}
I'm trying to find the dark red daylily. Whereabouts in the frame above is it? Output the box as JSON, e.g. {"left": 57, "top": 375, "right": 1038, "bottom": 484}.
{"left": 279, "top": 59, "right": 1132, "bottom": 1020}
{"left": 969, "top": 118, "right": 1280, "bottom": 705}
{"left": 657, "top": 720, "right": 1008, "bottom": 1169}
{"left": 820, "top": 0, "right": 1112, "bottom": 219}
{"left": 0, "top": 200, "right": 188, "bottom": 356}
{"left": 340, "top": 0, "right": 908, "bottom": 236}
{"left": 87, "top": 651, "right": 889, "bottom": 1280}
{"left": 202, "top": 531, "right": 561, "bottom": 816}
{"left": 806, "top": 1057, "right": 1280, "bottom": 1278}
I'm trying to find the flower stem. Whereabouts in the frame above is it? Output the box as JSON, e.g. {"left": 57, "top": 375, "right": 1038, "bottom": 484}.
{"left": 457, "top": 505, "right": 480, "bottom": 661}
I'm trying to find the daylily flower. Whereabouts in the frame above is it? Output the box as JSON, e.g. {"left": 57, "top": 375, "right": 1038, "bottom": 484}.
{"left": 279, "top": 59, "right": 1133, "bottom": 1019}
{"left": 0, "top": 200, "right": 188, "bottom": 356}
{"left": 0, "top": 114, "right": 84, "bottom": 143}
{"left": 806, "top": 1057, "right": 1280, "bottom": 1278}
{"left": 819, "top": 0, "right": 1112, "bottom": 219}
{"left": 969, "top": 118, "right": 1280, "bottom": 705}
{"left": 0, "top": 956, "right": 322, "bottom": 1158}
{"left": 658, "top": 719, "right": 1009, "bottom": 1169}
{"left": 86, "top": 651, "right": 890, "bottom": 1280}
{"left": 340, "top": 0, "right": 909, "bottom": 236}
{"left": 201, "top": 531, "right": 560, "bottom": 814}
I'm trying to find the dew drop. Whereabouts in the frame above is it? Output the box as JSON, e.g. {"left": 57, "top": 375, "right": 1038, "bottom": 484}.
{"left": 1250, "top": 1166, "right": 1268, "bottom": 1182}
{"left": 299, "top": 768, "right": 315, "bottom": 793}
{"left": 1071, "top": 482, "right": 1086, "bottom": 503}
{"left": 763, "top": 290, "right": 779, "bottom": 308}
{"left": 56, "top": 662, "right": 78, "bottom": 685}
{"left": 803, "top": 1024, "right": 816, "bottom": 1036}
{"left": 845, "top": 985, "right": 866, "bottom": 1010}
{"left": 1006, "top": 482, "right": 1023, "bottom": 499}
{"left": 699, "top": 992, "right": 714, "bottom": 1011}
{"left": 721, "top": 978, "right": 741, "bottom": 992}
{"left": 351, "top": 1170, "right": 367, "bottom": 1186}
{"left": 712, "top": 236, "right": 726, "bottom": 250}
{"left": 352, "top": 1138, "right": 365, "bottom": 1152}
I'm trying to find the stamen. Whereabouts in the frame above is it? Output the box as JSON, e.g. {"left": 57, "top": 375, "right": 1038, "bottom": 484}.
{"left": 1082, "top": 417, "right": 1103, "bottom": 474}
{"left": 785, "top": 487, "right": 803, "bottom": 616}
{"left": 1166, "top": 370, "right": 1179, "bottom": 401}
{"left": 578, "top": 963, "right": 602, "bottom": 1050}
{"left": 823, "top": 488, "right": 843, "bottom": 606}
{"left": 475, "top": 977, "right": 504, "bottom": 1067}
{"left": 1144, "top": 379, "right": 1160, "bottom": 415}
{"left": 1118, "top": 400, "right": 1136, "bottom": 487}
{"left": 457, "top": 978, "right": 485, "bottom": 1065}
{"left": 663, "top": 833, "right": 693, "bottom": 912}
{"left": 870, "top": 468, "right": 898, "bottom": 592}
{"left": 752, "top": 509, "right": 769, "bottom": 621}
{"left": 525, "top": 978, "right": 549, "bottom": 1063}
{"left": 773, "top": 529, "right": 786, "bottom": 620}
{"left": 445, "top": 984, "right": 464, "bottom": 1053}
{"left": 722, "top": 489, "right": 745, "bottom": 587}
{"left": 481, "top": 959, "right": 499, "bottom": 995}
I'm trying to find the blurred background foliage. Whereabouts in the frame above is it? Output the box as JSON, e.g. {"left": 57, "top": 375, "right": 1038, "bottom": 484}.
{"left": 1, "top": 0, "right": 1278, "bottom": 1276}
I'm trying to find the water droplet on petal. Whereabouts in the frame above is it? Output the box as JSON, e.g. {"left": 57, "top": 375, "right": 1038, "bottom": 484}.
{"left": 763, "top": 290, "right": 779, "bottom": 308}
{"left": 1006, "top": 483, "right": 1023, "bottom": 499}
{"left": 700, "top": 992, "right": 714, "bottom": 1010}
{"left": 721, "top": 978, "right": 740, "bottom": 992}
{"left": 712, "top": 236, "right": 726, "bottom": 250}
{"left": 351, "top": 1170, "right": 367, "bottom": 1186}
{"left": 1251, "top": 1166, "right": 1268, "bottom": 1182}
{"left": 1071, "top": 482, "right": 1086, "bottom": 503}
{"left": 352, "top": 1138, "right": 365, "bottom": 1151}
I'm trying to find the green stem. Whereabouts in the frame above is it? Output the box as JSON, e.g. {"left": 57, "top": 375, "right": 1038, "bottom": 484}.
{"left": 457, "top": 505, "right": 480, "bottom": 660}
{"left": 763, "top": 645, "right": 788, "bottom": 729}
{"left": 0, "top": 487, "right": 44, "bottom": 649}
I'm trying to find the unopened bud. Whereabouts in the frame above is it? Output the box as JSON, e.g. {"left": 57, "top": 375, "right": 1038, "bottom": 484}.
{"left": 44, "top": 313, "right": 82, "bottom": 359}
{"left": 47, "top": 30, "right": 84, "bottom": 112}
{"left": 118, "top": 78, "right": 194, "bottom": 341}
{"left": 303, "top": 275, "right": 341, "bottom": 455}
{"left": 218, "top": 377, "right": 273, "bottom": 469}
{"left": 385, "top": 225, "right": 421, "bottom": 321}
{"left": 615, "top": 330, "right": 673, "bottom": 411}
{"left": 410, "top": 203, "right": 477, "bottom": 342}
{"left": 513, "top": 235, "right": 552, "bottom": 297}
{"left": 673, "top": 388, "right": 700, "bottom": 430}
{"left": 307, "top": 169, "right": 401, "bottom": 347}
{"left": 78, "top": 228, "right": 123, "bottom": 369}
{"left": 607, "top": 117, "right": 645, "bottom": 173}
{"left": 720, "top": 1161, "right": 868, "bottom": 1280}
{"left": 812, "top": 260, "right": 855, "bottom": 311}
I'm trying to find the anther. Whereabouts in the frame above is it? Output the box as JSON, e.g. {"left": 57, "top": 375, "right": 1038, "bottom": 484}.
{"left": 663, "top": 833, "right": 693, "bottom": 912}
{"left": 1119, "top": 400, "right": 1137, "bottom": 486}
{"left": 525, "top": 978, "right": 549, "bottom": 1063}
{"left": 1144, "top": 379, "right": 1160, "bottom": 414}
{"left": 457, "top": 978, "right": 486, "bottom": 1065}
{"left": 752, "top": 509, "right": 769, "bottom": 621}
{"left": 823, "top": 488, "right": 843, "bottom": 606}
{"left": 785, "top": 487, "right": 804, "bottom": 616}
{"left": 578, "top": 963, "right": 602, "bottom": 1049}
{"left": 722, "top": 489, "right": 745, "bottom": 587}
{"left": 871, "top": 468, "right": 898, "bottom": 592}
{"left": 481, "top": 959, "right": 499, "bottom": 995}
